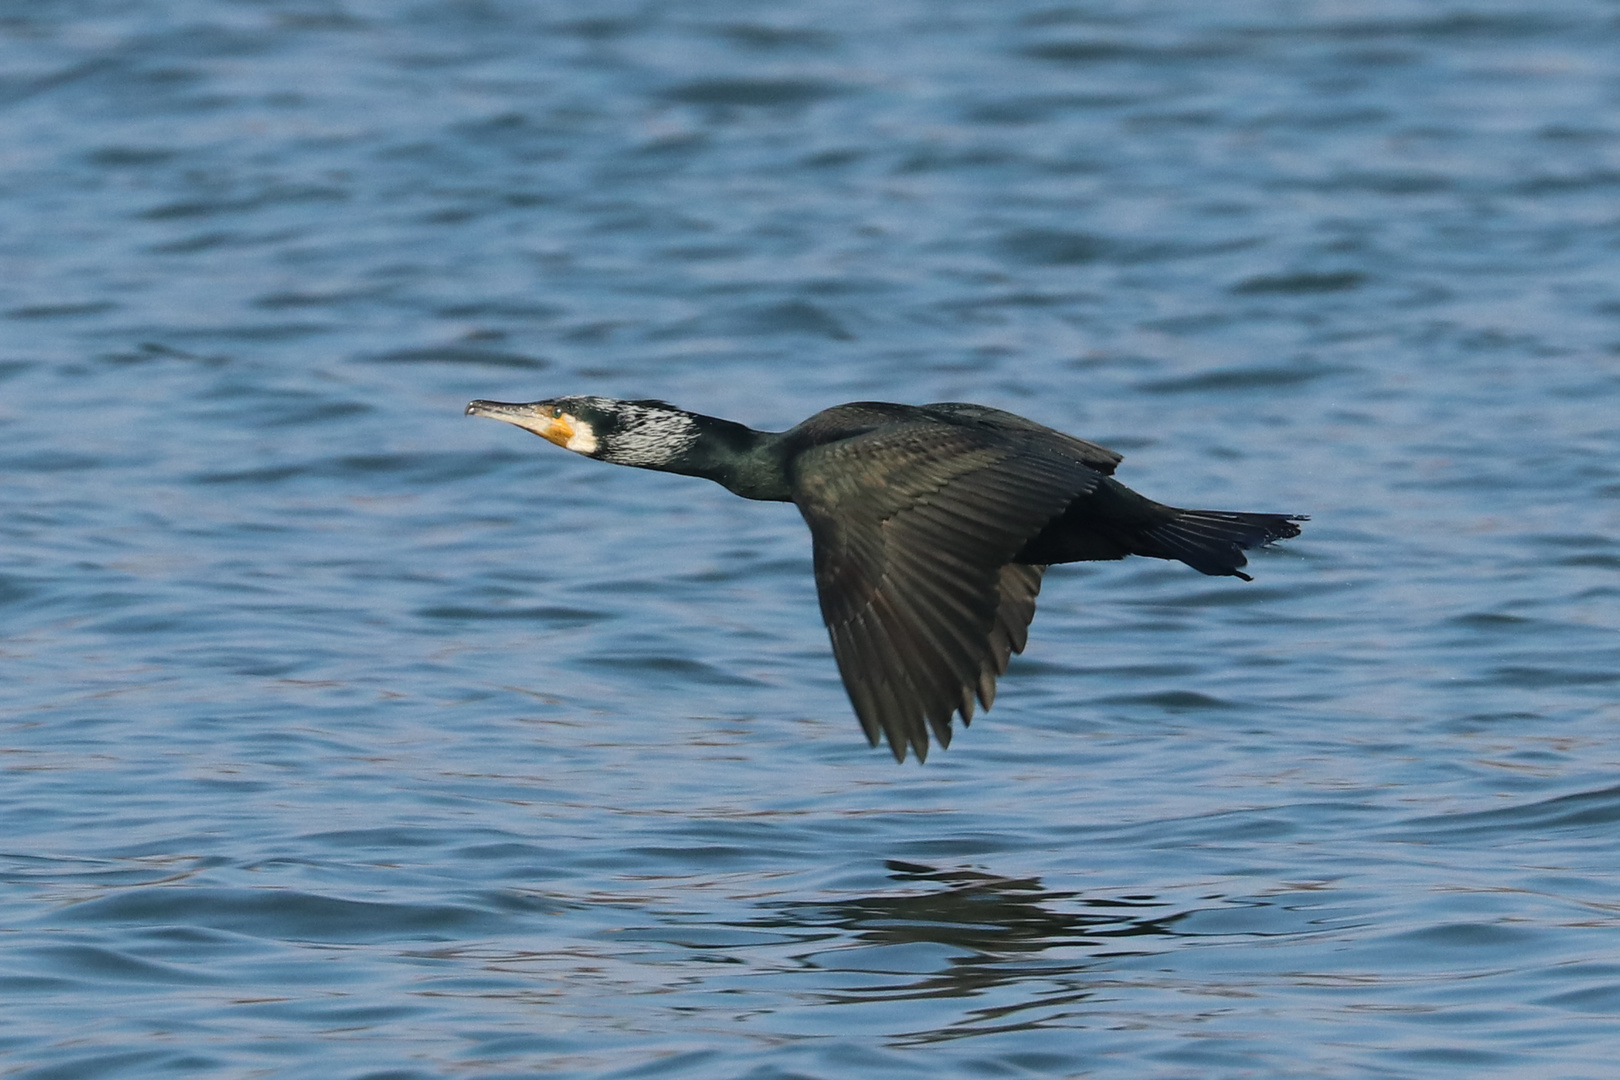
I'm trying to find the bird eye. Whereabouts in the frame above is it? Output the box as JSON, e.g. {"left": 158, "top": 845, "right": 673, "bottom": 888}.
{"left": 551, "top": 406, "right": 562, "bottom": 418}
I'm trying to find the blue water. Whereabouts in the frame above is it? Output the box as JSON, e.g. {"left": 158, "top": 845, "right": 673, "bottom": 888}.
{"left": 4, "top": 1, "right": 1620, "bottom": 1076}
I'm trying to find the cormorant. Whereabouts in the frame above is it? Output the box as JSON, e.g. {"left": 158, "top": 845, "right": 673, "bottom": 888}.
{"left": 467, "top": 396, "right": 1304, "bottom": 762}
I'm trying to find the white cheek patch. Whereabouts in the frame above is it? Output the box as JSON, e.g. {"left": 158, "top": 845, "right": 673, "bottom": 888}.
{"left": 562, "top": 415, "right": 599, "bottom": 455}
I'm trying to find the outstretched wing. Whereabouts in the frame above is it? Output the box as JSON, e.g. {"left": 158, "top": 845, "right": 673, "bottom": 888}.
{"left": 792, "top": 422, "right": 1104, "bottom": 761}
{"left": 920, "top": 402, "right": 1124, "bottom": 475}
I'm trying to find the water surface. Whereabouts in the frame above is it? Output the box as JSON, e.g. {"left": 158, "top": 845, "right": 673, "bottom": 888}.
{"left": 4, "top": 2, "right": 1620, "bottom": 1077}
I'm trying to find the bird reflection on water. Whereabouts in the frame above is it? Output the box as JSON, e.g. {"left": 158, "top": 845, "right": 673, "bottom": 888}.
{"left": 729, "top": 861, "right": 1196, "bottom": 1042}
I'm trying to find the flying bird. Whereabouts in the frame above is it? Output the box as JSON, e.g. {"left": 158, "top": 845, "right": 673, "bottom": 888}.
{"left": 467, "top": 396, "right": 1304, "bottom": 761}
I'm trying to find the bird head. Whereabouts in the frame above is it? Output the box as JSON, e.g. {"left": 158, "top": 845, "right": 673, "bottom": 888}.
{"left": 466, "top": 396, "right": 698, "bottom": 467}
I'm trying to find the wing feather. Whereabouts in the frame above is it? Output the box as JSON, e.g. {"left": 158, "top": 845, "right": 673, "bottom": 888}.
{"left": 793, "top": 420, "right": 1100, "bottom": 760}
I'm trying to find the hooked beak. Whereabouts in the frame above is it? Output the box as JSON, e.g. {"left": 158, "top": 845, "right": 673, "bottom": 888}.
{"left": 466, "top": 400, "right": 573, "bottom": 448}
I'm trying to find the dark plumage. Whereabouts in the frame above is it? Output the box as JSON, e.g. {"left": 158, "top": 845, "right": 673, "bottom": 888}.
{"left": 467, "top": 396, "right": 1305, "bottom": 762}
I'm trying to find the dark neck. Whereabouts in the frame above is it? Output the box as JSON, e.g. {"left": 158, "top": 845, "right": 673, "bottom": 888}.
{"left": 660, "top": 413, "right": 793, "bottom": 502}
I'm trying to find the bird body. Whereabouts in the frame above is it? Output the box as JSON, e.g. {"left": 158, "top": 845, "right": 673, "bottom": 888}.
{"left": 467, "top": 396, "right": 1303, "bottom": 761}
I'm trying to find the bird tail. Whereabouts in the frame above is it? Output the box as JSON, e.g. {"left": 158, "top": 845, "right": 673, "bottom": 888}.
{"left": 1137, "top": 509, "right": 1306, "bottom": 581}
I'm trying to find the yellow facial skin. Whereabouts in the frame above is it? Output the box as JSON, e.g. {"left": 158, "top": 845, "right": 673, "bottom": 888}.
{"left": 534, "top": 410, "right": 575, "bottom": 448}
